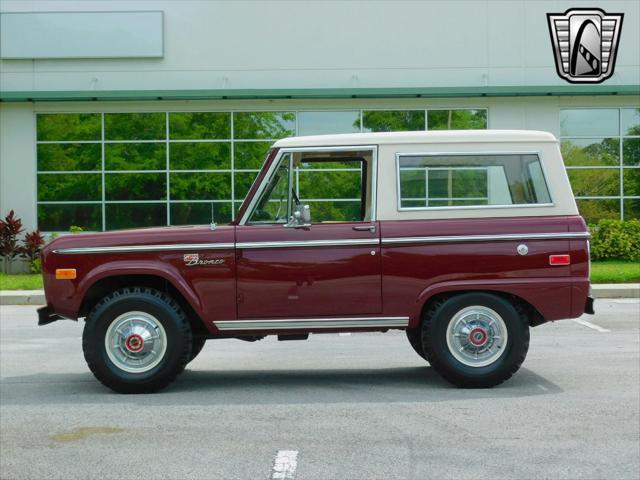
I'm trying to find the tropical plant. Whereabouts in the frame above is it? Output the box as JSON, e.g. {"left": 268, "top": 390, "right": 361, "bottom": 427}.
{"left": 21, "top": 229, "right": 45, "bottom": 273}
{"left": 0, "top": 210, "right": 24, "bottom": 272}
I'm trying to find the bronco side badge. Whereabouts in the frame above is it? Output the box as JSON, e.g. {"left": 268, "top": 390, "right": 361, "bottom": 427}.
{"left": 183, "top": 254, "right": 224, "bottom": 266}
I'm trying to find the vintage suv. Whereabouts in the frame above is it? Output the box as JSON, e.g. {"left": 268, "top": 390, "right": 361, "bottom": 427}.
{"left": 39, "top": 130, "right": 594, "bottom": 393}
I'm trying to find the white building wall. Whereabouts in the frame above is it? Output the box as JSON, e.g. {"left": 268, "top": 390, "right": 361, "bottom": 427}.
{"left": 1, "top": 0, "right": 639, "bottom": 93}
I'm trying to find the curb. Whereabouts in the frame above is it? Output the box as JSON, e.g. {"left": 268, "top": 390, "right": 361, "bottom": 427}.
{"left": 1, "top": 285, "right": 638, "bottom": 306}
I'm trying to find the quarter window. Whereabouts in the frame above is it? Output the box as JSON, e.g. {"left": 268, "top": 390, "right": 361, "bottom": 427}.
{"left": 398, "top": 154, "right": 551, "bottom": 209}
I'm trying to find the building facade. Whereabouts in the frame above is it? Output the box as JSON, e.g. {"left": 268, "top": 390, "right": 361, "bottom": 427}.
{"left": 1, "top": 0, "right": 639, "bottom": 232}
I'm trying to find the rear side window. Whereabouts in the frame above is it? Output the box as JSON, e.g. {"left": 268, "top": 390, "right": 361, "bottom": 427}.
{"left": 397, "top": 153, "right": 552, "bottom": 209}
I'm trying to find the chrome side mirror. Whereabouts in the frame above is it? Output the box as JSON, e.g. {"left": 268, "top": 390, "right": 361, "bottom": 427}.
{"left": 285, "top": 204, "right": 311, "bottom": 228}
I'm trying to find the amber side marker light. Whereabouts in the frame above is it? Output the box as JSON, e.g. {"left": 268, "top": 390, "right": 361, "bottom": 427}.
{"left": 549, "top": 255, "right": 571, "bottom": 266}
{"left": 55, "top": 268, "right": 77, "bottom": 280}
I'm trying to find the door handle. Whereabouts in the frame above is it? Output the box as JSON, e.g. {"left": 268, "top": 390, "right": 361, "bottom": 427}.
{"left": 352, "top": 225, "right": 376, "bottom": 233}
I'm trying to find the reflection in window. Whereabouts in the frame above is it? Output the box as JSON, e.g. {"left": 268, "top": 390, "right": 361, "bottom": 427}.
{"left": 105, "top": 203, "right": 166, "bottom": 230}
{"left": 428, "top": 110, "right": 487, "bottom": 130}
{"left": 297, "top": 111, "right": 360, "bottom": 136}
{"left": 561, "top": 108, "right": 639, "bottom": 221}
{"left": 105, "top": 113, "right": 166, "bottom": 141}
{"left": 233, "top": 112, "right": 295, "bottom": 139}
{"left": 106, "top": 143, "right": 166, "bottom": 171}
{"left": 363, "top": 110, "right": 425, "bottom": 132}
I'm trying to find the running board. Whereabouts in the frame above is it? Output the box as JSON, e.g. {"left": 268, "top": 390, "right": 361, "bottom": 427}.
{"left": 214, "top": 317, "right": 409, "bottom": 331}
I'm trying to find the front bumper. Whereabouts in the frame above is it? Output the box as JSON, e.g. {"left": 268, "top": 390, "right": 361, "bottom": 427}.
{"left": 37, "top": 306, "right": 65, "bottom": 326}
{"left": 585, "top": 296, "right": 595, "bottom": 315}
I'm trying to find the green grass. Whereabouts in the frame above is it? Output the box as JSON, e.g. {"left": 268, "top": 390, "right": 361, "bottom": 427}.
{"left": 0, "top": 261, "right": 637, "bottom": 290}
{"left": 0, "top": 272, "right": 43, "bottom": 290}
{"left": 590, "top": 261, "right": 640, "bottom": 284}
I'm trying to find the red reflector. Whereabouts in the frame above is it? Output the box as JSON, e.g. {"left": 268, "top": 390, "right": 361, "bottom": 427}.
{"left": 549, "top": 254, "right": 570, "bottom": 266}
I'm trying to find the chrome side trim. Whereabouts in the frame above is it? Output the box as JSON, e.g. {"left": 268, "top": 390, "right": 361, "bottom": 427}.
{"left": 236, "top": 238, "right": 379, "bottom": 249}
{"left": 381, "top": 232, "right": 590, "bottom": 246}
{"left": 53, "top": 243, "right": 235, "bottom": 254}
{"left": 215, "top": 316, "right": 409, "bottom": 331}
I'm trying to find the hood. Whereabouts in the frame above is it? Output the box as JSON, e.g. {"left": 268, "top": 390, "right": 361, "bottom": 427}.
{"left": 43, "top": 224, "right": 235, "bottom": 256}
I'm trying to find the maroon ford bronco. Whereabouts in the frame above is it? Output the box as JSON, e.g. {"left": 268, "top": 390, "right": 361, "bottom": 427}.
{"left": 38, "top": 131, "right": 594, "bottom": 393}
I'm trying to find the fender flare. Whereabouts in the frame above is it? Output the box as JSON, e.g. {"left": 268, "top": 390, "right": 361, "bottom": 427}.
{"left": 75, "top": 260, "right": 204, "bottom": 319}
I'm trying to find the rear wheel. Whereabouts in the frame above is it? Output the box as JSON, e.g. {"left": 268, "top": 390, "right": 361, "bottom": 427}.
{"left": 83, "top": 287, "right": 192, "bottom": 394}
{"left": 421, "top": 293, "right": 529, "bottom": 388}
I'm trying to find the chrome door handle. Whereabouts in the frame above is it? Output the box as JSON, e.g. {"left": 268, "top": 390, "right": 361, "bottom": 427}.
{"left": 352, "top": 225, "right": 376, "bottom": 233}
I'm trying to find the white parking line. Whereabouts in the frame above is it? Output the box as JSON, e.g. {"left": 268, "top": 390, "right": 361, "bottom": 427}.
{"left": 338, "top": 332, "right": 351, "bottom": 336}
{"left": 272, "top": 450, "right": 298, "bottom": 479}
{"left": 573, "top": 319, "right": 611, "bottom": 333}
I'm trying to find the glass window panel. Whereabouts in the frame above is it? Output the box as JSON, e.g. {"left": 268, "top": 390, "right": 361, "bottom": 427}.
{"left": 38, "top": 204, "right": 102, "bottom": 231}
{"left": 398, "top": 154, "right": 549, "bottom": 207}
{"left": 428, "top": 169, "right": 488, "bottom": 199}
{"left": 105, "top": 173, "right": 166, "bottom": 201}
{"left": 429, "top": 199, "right": 489, "bottom": 207}
{"left": 561, "top": 138, "right": 620, "bottom": 166}
{"left": 105, "top": 143, "right": 166, "bottom": 171}
{"left": 624, "top": 199, "right": 640, "bottom": 220}
{"left": 38, "top": 174, "right": 101, "bottom": 201}
{"left": 234, "top": 142, "right": 272, "bottom": 169}
{"left": 567, "top": 169, "right": 620, "bottom": 197}
{"left": 297, "top": 111, "right": 360, "bottom": 135}
{"left": 170, "top": 202, "right": 232, "bottom": 225}
{"left": 362, "top": 110, "right": 425, "bottom": 132}
{"left": 623, "top": 168, "right": 639, "bottom": 196}
{"left": 170, "top": 142, "right": 231, "bottom": 170}
{"left": 170, "top": 172, "right": 231, "bottom": 200}
{"left": 105, "top": 113, "right": 166, "bottom": 140}
{"left": 37, "top": 144, "right": 101, "bottom": 171}
{"left": 400, "top": 200, "right": 426, "bottom": 208}
{"left": 298, "top": 170, "right": 362, "bottom": 200}
{"left": 428, "top": 109, "right": 487, "bottom": 130}
{"left": 37, "top": 113, "right": 101, "bottom": 141}
{"left": 234, "top": 171, "right": 259, "bottom": 200}
{"left": 304, "top": 201, "right": 362, "bottom": 223}
{"left": 621, "top": 108, "right": 640, "bottom": 136}
{"left": 560, "top": 109, "right": 619, "bottom": 137}
{"left": 248, "top": 153, "right": 291, "bottom": 223}
{"left": 623, "top": 138, "right": 640, "bottom": 166}
{"left": 233, "top": 112, "right": 295, "bottom": 139}
{"left": 169, "top": 112, "right": 230, "bottom": 140}
{"left": 105, "top": 203, "right": 166, "bottom": 230}
{"left": 576, "top": 199, "right": 620, "bottom": 223}
{"left": 399, "top": 170, "right": 426, "bottom": 199}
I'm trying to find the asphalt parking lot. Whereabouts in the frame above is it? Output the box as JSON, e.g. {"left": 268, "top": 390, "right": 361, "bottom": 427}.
{"left": 1, "top": 300, "right": 638, "bottom": 480}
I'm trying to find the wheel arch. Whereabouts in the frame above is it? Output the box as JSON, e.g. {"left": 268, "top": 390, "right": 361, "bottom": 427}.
{"left": 415, "top": 288, "right": 545, "bottom": 330}
{"left": 78, "top": 274, "right": 209, "bottom": 336}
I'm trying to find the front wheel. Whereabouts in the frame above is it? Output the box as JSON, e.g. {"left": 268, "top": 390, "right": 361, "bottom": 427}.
{"left": 421, "top": 293, "right": 529, "bottom": 388}
{"left": 83, "top": 287, "right": 192, "bottom": 394}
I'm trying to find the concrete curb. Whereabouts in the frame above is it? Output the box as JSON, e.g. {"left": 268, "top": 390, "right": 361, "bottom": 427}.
{"left": 1, "top": 284, "right": 638, "bottom": 306}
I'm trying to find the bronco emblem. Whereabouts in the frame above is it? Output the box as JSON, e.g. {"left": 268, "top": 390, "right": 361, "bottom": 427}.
{"left": 547, "top": 8, "right": 623, "bottom": 84}
{"left": 183, "top": 253, "right": 224, "bottom": 266}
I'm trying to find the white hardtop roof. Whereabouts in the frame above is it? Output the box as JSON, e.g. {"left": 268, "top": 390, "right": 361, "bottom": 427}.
{"left": 274, "top": 129, "right": 558, "bottom": 148}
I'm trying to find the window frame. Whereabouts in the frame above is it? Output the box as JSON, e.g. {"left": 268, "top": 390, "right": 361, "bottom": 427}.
{"left": 240, "top": 145, "right": 378, "bottom": 225}
{"left": 395, "top": 151, "right": 555, "bottom": 212}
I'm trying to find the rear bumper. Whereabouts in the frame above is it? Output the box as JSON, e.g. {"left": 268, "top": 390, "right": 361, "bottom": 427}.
{"left": 37, "top": 306, "right": 66, "bottom": 326}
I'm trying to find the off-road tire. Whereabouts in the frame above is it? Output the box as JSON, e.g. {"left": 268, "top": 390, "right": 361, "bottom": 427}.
{"left": 83, "top": 287, "right": 192, "bottom": 394}
{"left": 421, "top": 293, "right": 529, "bottom": 388}
{"left": 177, "top": 336, "right": 207, "bottom": 374}
{"left": 406, "top": 329, "right": 427, "bottom": 360}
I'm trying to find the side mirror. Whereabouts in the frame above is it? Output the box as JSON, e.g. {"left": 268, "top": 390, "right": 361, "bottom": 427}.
{"left": 285, "top": 204, "right": 311, "bottom": 228}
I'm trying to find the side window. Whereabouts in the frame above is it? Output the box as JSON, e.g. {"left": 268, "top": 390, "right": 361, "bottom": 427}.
{"left": 292, "top": 150, "right": 373, "bottom": 223}
{"left": 247, "top": 149, "right": 375, "bottom": 224}
{"left": 248, "top": 153, "right": 291, "bottom": 223}
{"left": 397, "top": 153, "right": 551, "bottom": 209}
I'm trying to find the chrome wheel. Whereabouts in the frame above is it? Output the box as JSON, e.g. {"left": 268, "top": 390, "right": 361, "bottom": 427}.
{"left": 105, "top": 311, "right": 167, "bottom": 374}
{"left": 445, "top": 305, "right": 508, "bottom": 367}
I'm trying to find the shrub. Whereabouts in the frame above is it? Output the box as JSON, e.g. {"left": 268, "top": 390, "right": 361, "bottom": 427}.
{"left": 589, "top": 219, "right": 640, "bottom": 262}
{"left": 0, "top": 210, "right": 24, "bottom": 272}
{"left": 21, "top": 229, "right": 45, "bottom": 273}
